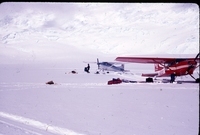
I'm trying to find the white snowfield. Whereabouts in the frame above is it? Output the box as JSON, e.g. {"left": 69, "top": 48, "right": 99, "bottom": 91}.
{"left": 0, "top": 65, "right": 199, "bottom": 135}
{"left": 0, "top": 2, "right": 199, "bottom": 135}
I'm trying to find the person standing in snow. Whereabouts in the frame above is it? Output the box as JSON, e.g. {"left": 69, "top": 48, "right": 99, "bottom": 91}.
{"left": 170, "top": 72, "right": 176, "bottom": 83}
{"left": 84, "top": 64, "right": 90, "bottom": 73}
{"left": 87, "top": 64, "right": 90, "bottom": 71}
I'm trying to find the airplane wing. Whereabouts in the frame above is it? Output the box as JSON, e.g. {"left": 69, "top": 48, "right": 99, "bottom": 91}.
{"left": 115, "top": 57, "right": 200, "bottom": 64}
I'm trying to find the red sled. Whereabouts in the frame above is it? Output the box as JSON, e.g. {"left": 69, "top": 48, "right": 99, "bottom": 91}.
{"left": 108, "top": 78, "right": 122, "bottom": 85}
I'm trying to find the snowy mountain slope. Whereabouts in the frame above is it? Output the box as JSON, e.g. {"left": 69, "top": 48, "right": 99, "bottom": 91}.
{"left": 0, "top": 2, "right": 199, "bottom": 62}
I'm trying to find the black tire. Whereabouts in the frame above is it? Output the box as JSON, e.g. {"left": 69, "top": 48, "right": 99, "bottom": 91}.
{"left": 195, "top": 78, "right": 200, "bottom": 83}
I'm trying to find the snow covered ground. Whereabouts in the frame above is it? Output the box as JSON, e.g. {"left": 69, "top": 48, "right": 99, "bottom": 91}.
{"left": 0, "top": 63, "right": 199, "bottom": 135}
{"left": 0, "top": 2, "right": 199, "bottom": 135}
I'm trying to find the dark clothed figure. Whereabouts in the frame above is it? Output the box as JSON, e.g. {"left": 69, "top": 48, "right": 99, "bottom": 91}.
{"left": 170, "top": 73, "right": 176, "bottom": 83}
{"left": 87, "top": 64, "right": 90, "bottom": 71}
{"left": 84, "top": 64, "right": 90, "bottom": 73}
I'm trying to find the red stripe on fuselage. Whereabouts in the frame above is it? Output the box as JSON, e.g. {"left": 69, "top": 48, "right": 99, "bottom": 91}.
{"left": 156, "top": 60, "right": 197, "bottom": 77}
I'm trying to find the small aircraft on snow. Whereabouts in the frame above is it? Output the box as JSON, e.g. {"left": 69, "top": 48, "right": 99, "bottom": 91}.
{"left": 115, "top": 53, "right": 200, "bottom": 83}
{"left": 84, "top": 58, "right": 130, "bottom": 73}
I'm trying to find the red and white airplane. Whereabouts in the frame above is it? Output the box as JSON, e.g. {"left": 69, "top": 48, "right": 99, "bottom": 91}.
{"left": 115, "top": 53, "right": 200, "bottom": 83}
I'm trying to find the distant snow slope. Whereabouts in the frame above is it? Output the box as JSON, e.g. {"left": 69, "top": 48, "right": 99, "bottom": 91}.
{"left": 0, "top": 2, "right": 199, "bottom": 64}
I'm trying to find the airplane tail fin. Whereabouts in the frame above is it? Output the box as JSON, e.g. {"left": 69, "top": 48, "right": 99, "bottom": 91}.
{"left": 154, "top": 64, "right": 164, "bottom": 72}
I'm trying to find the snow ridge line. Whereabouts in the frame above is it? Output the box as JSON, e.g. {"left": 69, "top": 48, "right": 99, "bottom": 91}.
{"left": 0, "top": 119, "right": 42, "bottom": 135}
{"left": 0, "top": 111, "right": 85, "bottom": 135}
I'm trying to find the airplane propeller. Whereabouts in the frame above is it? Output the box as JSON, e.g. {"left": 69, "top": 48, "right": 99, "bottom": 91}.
{"left": 188, "top": 53, "right": 199, "bottom": 67}
{"left": 194, "top": 52, "right": 200, "bottom": 62}
{"left": 186, "top": 53, "right": 200, "bottom": 80}
{"left": 194, "top": 52, "right": 200, "bottom": 73}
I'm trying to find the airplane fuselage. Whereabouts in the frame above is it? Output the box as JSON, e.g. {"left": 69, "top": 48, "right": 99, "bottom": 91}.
{"left": 156, "top": 60, "right": 197, "bottom": 77}
{"left": 99, "top": 62, "right": 124, "bottom": 72}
